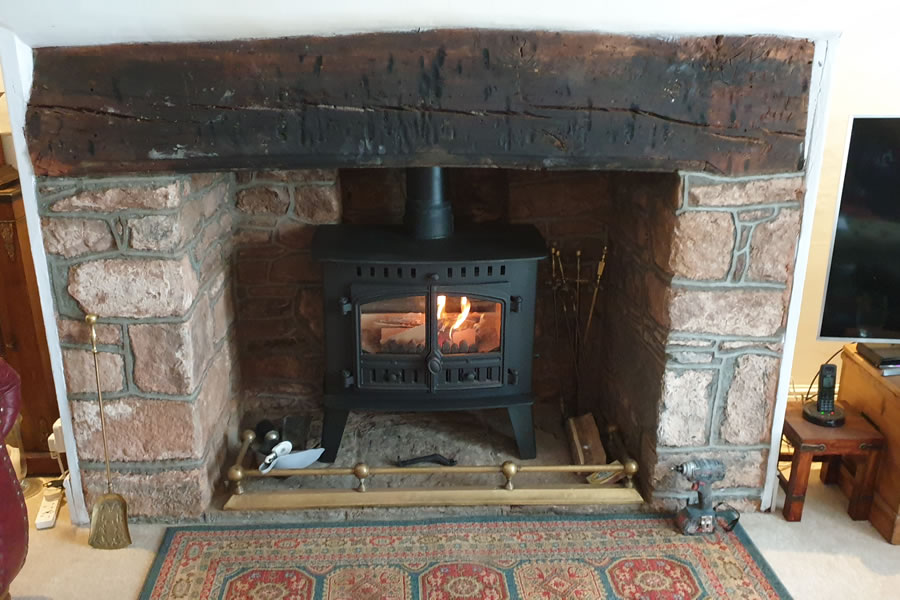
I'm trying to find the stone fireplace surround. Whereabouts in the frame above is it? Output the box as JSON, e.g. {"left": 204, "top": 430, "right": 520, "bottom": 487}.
{"left": 38, "top": 167, "right": 802, "bottom": 517}
{"left": 22, "top": 29, "right": 814, "bottom": 518}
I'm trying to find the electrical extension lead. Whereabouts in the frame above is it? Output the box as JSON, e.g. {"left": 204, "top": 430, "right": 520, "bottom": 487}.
{"left": 35, "top": 485, "right": 63, "bottom": 530}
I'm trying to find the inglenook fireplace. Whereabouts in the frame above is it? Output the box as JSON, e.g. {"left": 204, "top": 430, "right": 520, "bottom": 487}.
{"left": 313, "top": 167, "right": 546, "bottom": 461}
{"left": 24, "top": 30, "right": 815, "bottom": 517}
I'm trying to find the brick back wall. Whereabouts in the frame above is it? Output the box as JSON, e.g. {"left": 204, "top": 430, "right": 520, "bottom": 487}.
{"left": 587, "top": 173, "right": 681, "bottom": 496}
{"left": 230, "top": 169, "right": 339, "bottom": 421}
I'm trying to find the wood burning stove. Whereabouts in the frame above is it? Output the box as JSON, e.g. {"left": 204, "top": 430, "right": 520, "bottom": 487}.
{"left": 312, "top": 168, "right": 547, "bottom": 462}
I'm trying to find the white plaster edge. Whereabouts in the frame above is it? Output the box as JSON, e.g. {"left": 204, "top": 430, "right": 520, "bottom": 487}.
{"left": 0, "top": 28, "right": 89, "bottom": 525}
{"left": 761, "top": 35, "right": 839, "bottom": 512}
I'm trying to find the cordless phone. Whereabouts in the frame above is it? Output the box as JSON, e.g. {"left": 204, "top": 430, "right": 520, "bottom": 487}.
{"left": 803, "top": 363, "right": 845, "bottom": 427}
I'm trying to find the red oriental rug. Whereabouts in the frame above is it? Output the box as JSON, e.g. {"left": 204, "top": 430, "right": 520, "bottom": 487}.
{"left": 139, "top": 514, "right": 790, "bottom": 599}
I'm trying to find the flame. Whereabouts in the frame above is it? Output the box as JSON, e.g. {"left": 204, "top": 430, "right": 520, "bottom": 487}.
{"left": 437, "top": 295, "right": 446, "bottom": 321}
{"left": 449, "top": 296, "right": 470, "bottom": 341}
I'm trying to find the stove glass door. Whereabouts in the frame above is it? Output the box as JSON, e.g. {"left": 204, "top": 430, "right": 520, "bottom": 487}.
{"left": 359, "top": 295, "right": 427, "bottom": 355}
{"left": 435, "top": 294, "right": 502, "bottom": 354}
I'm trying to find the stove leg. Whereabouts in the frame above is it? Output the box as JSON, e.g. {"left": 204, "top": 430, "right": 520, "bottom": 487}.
{"left": 508, "top": 405, "right": 537, "bottom": 459}
{"left": 320, "top": 408, "right": 349, "bottom": 463}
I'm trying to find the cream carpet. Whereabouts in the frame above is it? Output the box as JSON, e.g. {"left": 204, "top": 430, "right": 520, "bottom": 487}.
{"left": 10, "top": 466, "right": 900, "bottom": 599}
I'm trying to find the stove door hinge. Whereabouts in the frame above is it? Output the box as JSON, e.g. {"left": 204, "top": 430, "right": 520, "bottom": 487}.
{"left": 340, "top": 369, "right": 355, "bottom": 388}
{"left": 339, "top": 296, "right": 352, "bottom": 315}
{"left": 510, "top": 296, "right": 523, "bottom": 312}
{"left": 507, "top": 368, "right": 519, "bottom": 385}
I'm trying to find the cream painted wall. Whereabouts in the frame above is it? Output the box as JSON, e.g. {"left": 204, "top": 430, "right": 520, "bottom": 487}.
{"left": 790, "top": 32, "right": 900, "bottom": 389}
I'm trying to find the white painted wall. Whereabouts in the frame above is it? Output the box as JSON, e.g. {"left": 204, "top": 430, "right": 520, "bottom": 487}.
{"left": 0, "top": 30, "right": 89, "bottom": 524}
{"left": 790, "top": 31, "right": 900, "bottom": 391}
{"left": 0, "top": 0, "right": 887, "bottom": 47}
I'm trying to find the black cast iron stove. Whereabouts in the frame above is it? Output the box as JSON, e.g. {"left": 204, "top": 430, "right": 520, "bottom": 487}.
{"left": 312, "top": 167, "right": 547, "bottom": 462}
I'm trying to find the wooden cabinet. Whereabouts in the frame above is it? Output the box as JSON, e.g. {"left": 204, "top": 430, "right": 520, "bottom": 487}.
{"left": 0, "top": 166, "right": 59, "bottom": 474}
{"left": 838, "top": 344, "right": 900, "bottom": 544}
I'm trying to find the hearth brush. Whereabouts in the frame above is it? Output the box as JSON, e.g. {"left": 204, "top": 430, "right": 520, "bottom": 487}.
{"left": 85, "top": 314, "right": 132, "bottom": 549}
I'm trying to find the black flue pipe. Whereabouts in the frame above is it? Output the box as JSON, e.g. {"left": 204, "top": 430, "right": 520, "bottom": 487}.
{"left": 405, "top": 167, "right": 453, "bottom": 240}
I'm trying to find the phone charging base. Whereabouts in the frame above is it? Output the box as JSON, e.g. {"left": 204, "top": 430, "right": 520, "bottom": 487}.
{"left": 802, "top": 402, "right": 845, "bottom": 427}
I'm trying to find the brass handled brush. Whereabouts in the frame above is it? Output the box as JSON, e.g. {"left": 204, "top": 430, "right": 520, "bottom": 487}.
{"left": 85, "top": 314, "right": 131, "bottom": 549}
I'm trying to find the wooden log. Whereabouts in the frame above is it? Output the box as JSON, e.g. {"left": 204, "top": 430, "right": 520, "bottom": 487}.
{"left": 26, "top": 31, "right": 813, "bottom": 177}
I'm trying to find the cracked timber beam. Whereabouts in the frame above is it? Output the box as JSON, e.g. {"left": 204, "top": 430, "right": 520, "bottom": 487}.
{"left": 25, "top": 30, "right": 813, "bottom": 177}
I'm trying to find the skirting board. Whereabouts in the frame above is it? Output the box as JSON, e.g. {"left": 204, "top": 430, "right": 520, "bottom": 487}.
{"left": 224, "top": 485, "right": 644, "bottom": 511}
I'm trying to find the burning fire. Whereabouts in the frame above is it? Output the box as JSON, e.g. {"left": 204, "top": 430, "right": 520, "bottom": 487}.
{"left": 437, "top": 294, "right": 446, "bottom": 321}
{"left": 436, "top": 295, "right": 471, "bottom": 341}
{"left": 450, "top": 296, "right": 470, "bottom": 341}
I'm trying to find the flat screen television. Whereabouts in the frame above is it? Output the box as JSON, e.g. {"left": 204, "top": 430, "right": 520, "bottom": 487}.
{"left": 819, "top": 116, "right": 900, "bottom": 342}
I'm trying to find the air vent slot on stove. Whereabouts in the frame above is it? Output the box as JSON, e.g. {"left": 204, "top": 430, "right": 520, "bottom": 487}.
{"left": 355, "top": 265, "right": 419, "bottom": 279}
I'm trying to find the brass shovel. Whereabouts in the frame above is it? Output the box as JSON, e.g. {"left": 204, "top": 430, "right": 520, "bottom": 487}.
{"left": 85, "top": 314, "right": 131, "bottom": 549}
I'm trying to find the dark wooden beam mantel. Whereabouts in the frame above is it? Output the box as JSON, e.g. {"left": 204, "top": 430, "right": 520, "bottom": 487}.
{"left": 26, "top": 30, "right": 813, "bottom": 177}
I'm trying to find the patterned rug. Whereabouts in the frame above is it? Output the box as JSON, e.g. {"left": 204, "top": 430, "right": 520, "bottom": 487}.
{"left": 139, "top": 514, "right": 790, "bottom": 599}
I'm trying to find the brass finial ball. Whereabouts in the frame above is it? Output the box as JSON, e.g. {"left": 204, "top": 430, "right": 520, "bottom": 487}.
{"left": 85, "top": 314, "right": 98, "bottom": 325}
{"left": 501, "top": 461, "right": 518, "bottom": 480}
{"left": 353, "top": 463, "right": 370, "bottom": 480}
{"left": 623, "top": 459, "right": 639, "bottom": 476}
{"left": 228, "top": 465, "right": 244, "bottom": 482}
{"left": 241, "top": 430, "right": 257, "bottom": 443}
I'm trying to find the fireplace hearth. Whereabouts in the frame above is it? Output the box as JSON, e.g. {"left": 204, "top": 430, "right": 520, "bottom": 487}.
{"left": 312, "top": 168, "right": 546, "bottom": 461}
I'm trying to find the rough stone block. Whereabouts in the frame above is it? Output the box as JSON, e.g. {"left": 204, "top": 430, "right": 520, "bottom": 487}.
{"left": 195, "top": 210, "right": 234, "bottom": 258}
{"left": 294, "top": 184, "right": 341, "bottom": 224}
{"left": 748, "top": 208, "right": 802, "bottom": 283}
{"left": 653, "top": 449, "right": 767, "bottom": 491}
{"left": 49, "top": 181, "right": 181, "bottom": 212}
{"left": 68, "top": 255, "right": 199, "bottom": 318}
{"left": 62, "top": 349, "right": 124, "bottom": 394}
{"left": 657, "top": 369, "right": 716, "bottom": 447}
{"left": 233, "top": 227, "right": 272, "bottom": 247}
{"left": 128, "top": 199, "right": 204, "bottom": 251}
{"left": 645, "top": 272, "right": 671, "bottom": 329}
{"left": 187, "top": 172, "right": 220, "bottom": 191}
{"left": 80, "top": 463, "right": 213, "bottom": 518}
{"left": 668, "top": 288, "right": 786, "bottom": 337}
{"left": 71, "top": 397, "right": 196, "bottom": 461}
{"left": 688, "top": 175, "right": 804, "bottom": 207}
{"left": 720, "top": 354, "right": 780, "bottom": 445}
{"left": 669, "top": 211, "right": 734, "bottom": 280}
{"left": 236, "top": 186, "right": 290, "bottom": 215}
{"left": 129, "top": 296, "right": 213, "bottom": 395}
{"left": 212, "top": 285, "right": 235, "bottom": 344}
{"left": 239, "top": 169, "right": 338, "bottom": 184}
{"left": 56, "top": 317, "right": 121, "bottom": 346}
{"left": 41, "top": 217, "right": 115, "bottom": 258}
{"left": 195, "top": 351, "right": 234, "bottom": 451}
{"left": 667, "top": 351, "right": 715, "bottom": 364}
{"left": 738, "top": 208, "right": 776, "bottom": 222}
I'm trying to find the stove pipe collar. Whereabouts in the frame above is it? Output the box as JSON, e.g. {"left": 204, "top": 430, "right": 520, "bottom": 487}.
{"left": 405, "top": 167, "right": 453, "bottom": 240}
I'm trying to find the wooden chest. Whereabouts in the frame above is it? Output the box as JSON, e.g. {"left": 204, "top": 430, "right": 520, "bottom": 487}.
{"left": 838, "top": 344, "right": 900, "bottom": 544}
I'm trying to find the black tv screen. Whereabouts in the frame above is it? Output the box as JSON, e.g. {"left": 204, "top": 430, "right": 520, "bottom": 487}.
{"left": 820, "top": 117, "right": 900, "bottom": 341}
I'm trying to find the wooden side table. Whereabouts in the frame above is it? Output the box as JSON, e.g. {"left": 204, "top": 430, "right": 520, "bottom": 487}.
{"left": 778, "top": 403, "right": 883, "bottom": 522}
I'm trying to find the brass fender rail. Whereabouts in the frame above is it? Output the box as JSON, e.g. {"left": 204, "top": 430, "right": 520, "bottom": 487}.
{"left": 227, "top": 429, "right": 639, "bottom": 496}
